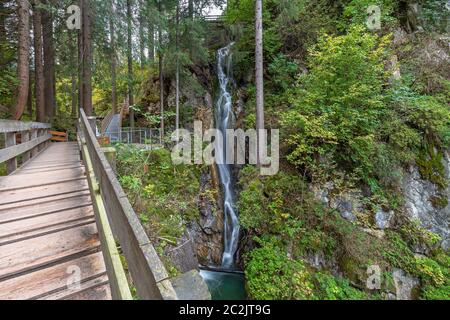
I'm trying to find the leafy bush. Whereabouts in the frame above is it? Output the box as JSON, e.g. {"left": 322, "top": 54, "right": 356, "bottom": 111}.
{"left": 116, "top": 145, "right": 201, "bottom": 242}
{"left": 245, "top": 237, "right": 369, "bottom": 300}
{"left": 245, "top": 237, "right": 315, "bottom": 300}
{"left": 282, "top": 26, "right": 390, "bottom": 183}
{"left": 342, "top": 0, "right": 396, "bottom": 30}
{"left": 313, "top": 272, "right": 367, "bottom": 300}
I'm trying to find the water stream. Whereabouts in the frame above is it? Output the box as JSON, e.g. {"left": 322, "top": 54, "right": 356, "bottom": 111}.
{"left": 200, "top": 269, "right": 246, "bottom": 300}
{"left": 215, "top": 43, "right": 240, "bottom": 269}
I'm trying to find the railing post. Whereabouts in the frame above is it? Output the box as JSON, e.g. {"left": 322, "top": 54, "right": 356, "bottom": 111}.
{"left": 87, "top": 116, "right": 97, "bottom": 136}
{"left": 5, "top": 132, "right": 17, "bottom": 174}
{"left": 22, "top": 130, "right": 31, "bottom": 162}
{"left": 31, "top": 129, "right": 38, "bottom": 157}
{"left": 102, "top": 147, "right": 117, "bottom": 174}
{"left": 45, "top": 129, "right": 50, "bottom": 148}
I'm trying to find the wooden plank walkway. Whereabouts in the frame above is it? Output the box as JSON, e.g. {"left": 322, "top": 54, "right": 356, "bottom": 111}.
{"left": 0, "top": 142, "right": 111, "bottom": 300}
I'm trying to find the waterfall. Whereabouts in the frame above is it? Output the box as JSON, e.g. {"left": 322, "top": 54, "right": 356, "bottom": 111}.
{"left": 215, "top": 43, "right": 240, "bottom": 269}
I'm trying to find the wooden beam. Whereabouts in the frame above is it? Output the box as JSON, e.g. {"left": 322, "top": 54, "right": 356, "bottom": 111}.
{"left": 5, "top": 133, "right": 17, "bottom": 174}
{"left": 30, "top": 130, "right": 38, "bottom": 157}
{"left": 0, "top": 120, "right": 50, "bottom": 133}
{"left": 0, "top": 134, "right": 51, "bottom": 165}
{"left": 78, "top": 109, "right": 177, "bottom": 300}
{"left": 80, "top": 137, "right": 132, "bottom": 300}
{"left": 21, "top": 131, "right": 31, "bottom": 162}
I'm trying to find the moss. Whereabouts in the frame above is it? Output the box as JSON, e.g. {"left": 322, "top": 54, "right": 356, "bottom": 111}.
{"left": 383, "top": 231, "right": 418, "bottom": 275}
{"left": 430, "top": 195, "right": 449, "bottom": 209}
{"left": 338, "top": 256, "right": 362, "bottom": 284}
{"left": 417, "top": 145, "right": 447, "bottom": 190}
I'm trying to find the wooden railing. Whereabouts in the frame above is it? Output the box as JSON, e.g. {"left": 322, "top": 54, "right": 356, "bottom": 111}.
{"left": 77, "top": 109, "right": 178, "bottom": 300}
{"left": 0, "top": 120, "right": 51, "bottom": 174}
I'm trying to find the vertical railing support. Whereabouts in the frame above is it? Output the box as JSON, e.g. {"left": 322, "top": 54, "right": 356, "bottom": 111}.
{"left": 5, "top": 132, "right": 17, "bottom": 174}
{"left": 22, "top": 131, "right": 31, "bottom": 162}
{"left": 87, "top": 116, "right": 97, "bottom": 135}
{"left": 102, "top": 147, "right": 117, "bottom": 174}
{"left": 31, "top": 129, "right": 38, "bottom": 157}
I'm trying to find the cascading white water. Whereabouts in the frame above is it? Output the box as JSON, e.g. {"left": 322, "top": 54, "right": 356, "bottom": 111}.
{"left": 215, "top": 43, "right": 240, "bottom": 269}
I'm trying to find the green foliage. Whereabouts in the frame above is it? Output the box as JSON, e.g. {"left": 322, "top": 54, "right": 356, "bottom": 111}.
{"left": 382, "top": 230, "right": 450, "bottom": 300}
{"left": 416, "top": 257, "right": 445, "bottom": 287}
{"left": 116, "top": 145, "right": 200, "bottom": 242}
{"left": 342, "top": 0, "right": 396, "bottom": 30}
{"left": 282, "top": 26, "right": 390, "bottom": 182}
{"left": 417, "top": 144, "right": 448, "bottom": 190}
{"left": 238, "top": 166, "right": 335, "bottom": 255}
{"left": 280, "top": 24, "right": 450, "bottom": 192}
{"left": 420, "top": 0, "right": 450, "bottom": 33}
{"left": 245, "top": 237, "right": 369, "bottom": 300}
{"left": 383, "top": 231, "right": 420, "bottom": 275}
{"left": 313, "top": 272, "right": 367, "bottom": 300}
{"left": 420, "top": 252, "right": 450, "bottom": 300}
{"left": 268, "top": 54, "right": 299, "bottom": 91}
{"left": 238, "top": 167, "right": 391, "bottom": 296}
{"left": 245, "top": 237, "right": 316, "bottom": 300}
{"left": 399, "top": 220, "right": 442, "bottom": 249}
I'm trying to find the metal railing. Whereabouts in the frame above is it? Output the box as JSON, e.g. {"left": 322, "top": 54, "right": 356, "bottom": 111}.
{"left": 105, "top": 127, "right": 163, "bottom": 145}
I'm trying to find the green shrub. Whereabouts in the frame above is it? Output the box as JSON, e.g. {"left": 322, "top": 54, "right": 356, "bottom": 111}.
{"left": 245, "top": 237, "right": 315, "bottom": 300}
{"left": 314, "top": 272, "right": 367, "bottom": 300}
{"left": 116, "top": 145, "right": 200, "bottom": 242}
{"left": 281, "top": 26, "right": 390, "bottom": 183}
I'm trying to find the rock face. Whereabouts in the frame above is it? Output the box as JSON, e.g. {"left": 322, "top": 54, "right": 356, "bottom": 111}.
{"left": 402, "top": 152, "right": 450, "bottom": 249}
{"left": 188, "top": 169, "right": 224, "bottom": 267}
{"left": 375, "top": 209, "right": 394, "bottom": 230}
{"left": 392, "top": 269, "right": 420, "bottom": 300}
{"left": 170, "top": 270, "right": 212, "bottom": 300}
{"left": 311, "top": 152, "right": 450, "bottom": 250}
{"left": 166, "top": 235, "right": 200, "bottom": 274}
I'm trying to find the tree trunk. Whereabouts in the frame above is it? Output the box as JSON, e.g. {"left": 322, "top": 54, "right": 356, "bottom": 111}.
{"left": 27, "top": 69, "right": 33, "bottom": 118}
{"left": 175, "top": 2, "right": 180, "bottom": 133}
{"left": 68, "top": 32, "right": 77, "bottom": 117}
{"left": 13, "top": 0, "right": 30, "bottom": 120}
{"left": 110, "top": 0, "right": 117, "bottom": 114}
{"left": 138, "top": 0, "right": 145, "bottom": 68}
{"left": 71, "top": 72, "right": 77, "bottom": 117}
{"left": 32, "top": 0, "right": 45, "bottom": 122}
{"left": 147, "top": 20, "right": 154, "bottom": 61}
{"left": 77, "top": 0, "right": 83, "bottom": 112}
{"left": 188, "top": 0, "right": 193, "bottom": 20}
{"left": 127, "top": 0, "right": 134, "bottom": 127}
{"left": 42, "top": 0, "right": 55, "bottom": 120}
{"left": 158, "top": 0, "right": 164, "bottom": 140}
{"left": 255, "top": 0, "right": 265, "bottom": 165}
{"left": 82, "top": 0, "right": 93, "bottom": 116}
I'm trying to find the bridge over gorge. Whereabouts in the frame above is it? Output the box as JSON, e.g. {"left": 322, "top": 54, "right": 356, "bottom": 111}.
{"left": 0, "top": 110, "right": 209, "bottom": 300}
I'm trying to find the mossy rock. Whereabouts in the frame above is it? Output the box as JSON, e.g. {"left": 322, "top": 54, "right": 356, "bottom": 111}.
{"left": 338, "top": 256, "right": 365, "bottom": 285}
{"left": 430, "top": 195, "right": 449, "bottom": 209}
{"left": 417, "top": 146, "right": 447, "bottom": 190}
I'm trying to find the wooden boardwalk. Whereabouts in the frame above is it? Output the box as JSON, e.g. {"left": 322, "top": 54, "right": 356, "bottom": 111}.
{"left": 0, "top": 142, "right": 111, "bottom": 300}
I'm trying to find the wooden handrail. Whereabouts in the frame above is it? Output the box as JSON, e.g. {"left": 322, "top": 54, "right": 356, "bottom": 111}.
{"left": 0, "top": 120, "right": 50, "bottom": 133}
{"left": 78, "top": 109, "right": 177, "bottom": 300}
{"left": 0, "top": 120, "right": 51, "bottom": 174}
